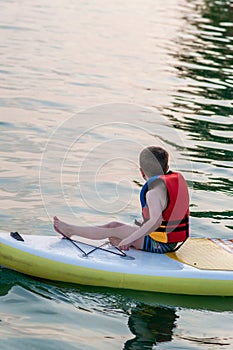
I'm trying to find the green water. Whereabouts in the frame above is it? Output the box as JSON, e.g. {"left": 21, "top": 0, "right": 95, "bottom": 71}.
{"left": 0, "top": 0, "right": 233, "bottom": 349}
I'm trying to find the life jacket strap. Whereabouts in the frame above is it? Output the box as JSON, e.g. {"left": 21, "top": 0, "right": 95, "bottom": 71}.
{"left": 161, "top": 217, "right": 189, "bottom": 226}
{"left": 149, "top": 215, "right": 189, "bottom": 243}
{"left": 155, "top": 223, "right": 189, "bottom": 233}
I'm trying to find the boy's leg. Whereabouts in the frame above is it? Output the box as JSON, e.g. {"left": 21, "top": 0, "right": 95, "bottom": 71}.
{"left": 53, "top": 216, "right": 144, "bottom": 249}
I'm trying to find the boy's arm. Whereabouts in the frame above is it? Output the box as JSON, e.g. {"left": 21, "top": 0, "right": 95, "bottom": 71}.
{"left": 118, "top": 181, "right": 167, "bottom": 249}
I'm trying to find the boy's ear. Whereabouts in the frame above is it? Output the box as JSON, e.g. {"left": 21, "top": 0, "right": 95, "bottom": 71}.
{"left": 140, "top": 168, "right": 147, "bottom": 180}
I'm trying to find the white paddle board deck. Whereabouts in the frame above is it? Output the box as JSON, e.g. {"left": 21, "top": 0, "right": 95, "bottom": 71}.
{"left": 0, "top": 232, "right": 232, "bottom": 296}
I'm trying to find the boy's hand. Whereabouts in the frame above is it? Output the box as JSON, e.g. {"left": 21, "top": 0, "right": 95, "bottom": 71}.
{"left": 118, "top": 239, "right": 131, "bottom": 251}
{"left": 109, "top": 237, "right": 130, "bottom": 250}
{"left": 119, "top": 244, "right": 130, "bottom": 251}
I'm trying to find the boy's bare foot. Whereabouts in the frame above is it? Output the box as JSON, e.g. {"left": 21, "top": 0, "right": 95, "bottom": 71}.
{"left": 53, "top": 216, "right": 73, "bottom": 238}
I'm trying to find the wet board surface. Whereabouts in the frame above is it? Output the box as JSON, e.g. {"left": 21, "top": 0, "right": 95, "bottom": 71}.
{"left": 0, "top": 232, "right": 233, "bottom": 296}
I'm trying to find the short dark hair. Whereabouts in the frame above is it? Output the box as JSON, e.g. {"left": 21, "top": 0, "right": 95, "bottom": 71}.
{"left": 139, "top": 146, "right": 169, "bottom": 176}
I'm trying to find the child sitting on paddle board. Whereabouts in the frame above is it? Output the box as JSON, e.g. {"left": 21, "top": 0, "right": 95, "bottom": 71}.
{"left": 54, "top": 146, "right": 189, "bottom": 253}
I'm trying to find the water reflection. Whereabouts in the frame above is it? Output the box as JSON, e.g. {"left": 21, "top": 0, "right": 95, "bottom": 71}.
{"left": 167, "top": 0, "right": 233, "bottom": 146}
{"left": 162, "top": 0, "right": 233, "bottom": 233}
{"left": 1, "top": 268, "right": 233, "bottom": 349}
{"left": 174, "top": 0, "right": 233, "bottom": 98}
{"left": 1, "top": 0, "right": 233, "bottom": 348}
{"left": 124, "top": 304, "right": 178, "bottom": 349}
{"left": 1, "top": 267, "right": 233, "bottom": 312}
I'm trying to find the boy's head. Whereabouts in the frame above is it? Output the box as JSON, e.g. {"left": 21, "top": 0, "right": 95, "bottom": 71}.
{"left": 139, "top": 146, "right": 169, "bottom": 178}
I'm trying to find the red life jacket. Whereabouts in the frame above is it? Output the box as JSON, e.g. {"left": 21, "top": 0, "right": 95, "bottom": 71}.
{"left": 140, "top": 171, "right": 189, "bottom": 243}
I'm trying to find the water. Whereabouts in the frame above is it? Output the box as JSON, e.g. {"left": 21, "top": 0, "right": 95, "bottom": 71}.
{"left": 0, "top": 0, "right": 233, "bottom": 349}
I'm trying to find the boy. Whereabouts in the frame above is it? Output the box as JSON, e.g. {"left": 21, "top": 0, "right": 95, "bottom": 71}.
{"left": 54, "top": 146, "right": 189, "bottom": 253}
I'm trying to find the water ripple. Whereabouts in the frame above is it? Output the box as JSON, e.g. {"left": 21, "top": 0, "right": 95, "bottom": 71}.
{"left": 0, "top": 0, "right": 233, "bottom": 348}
